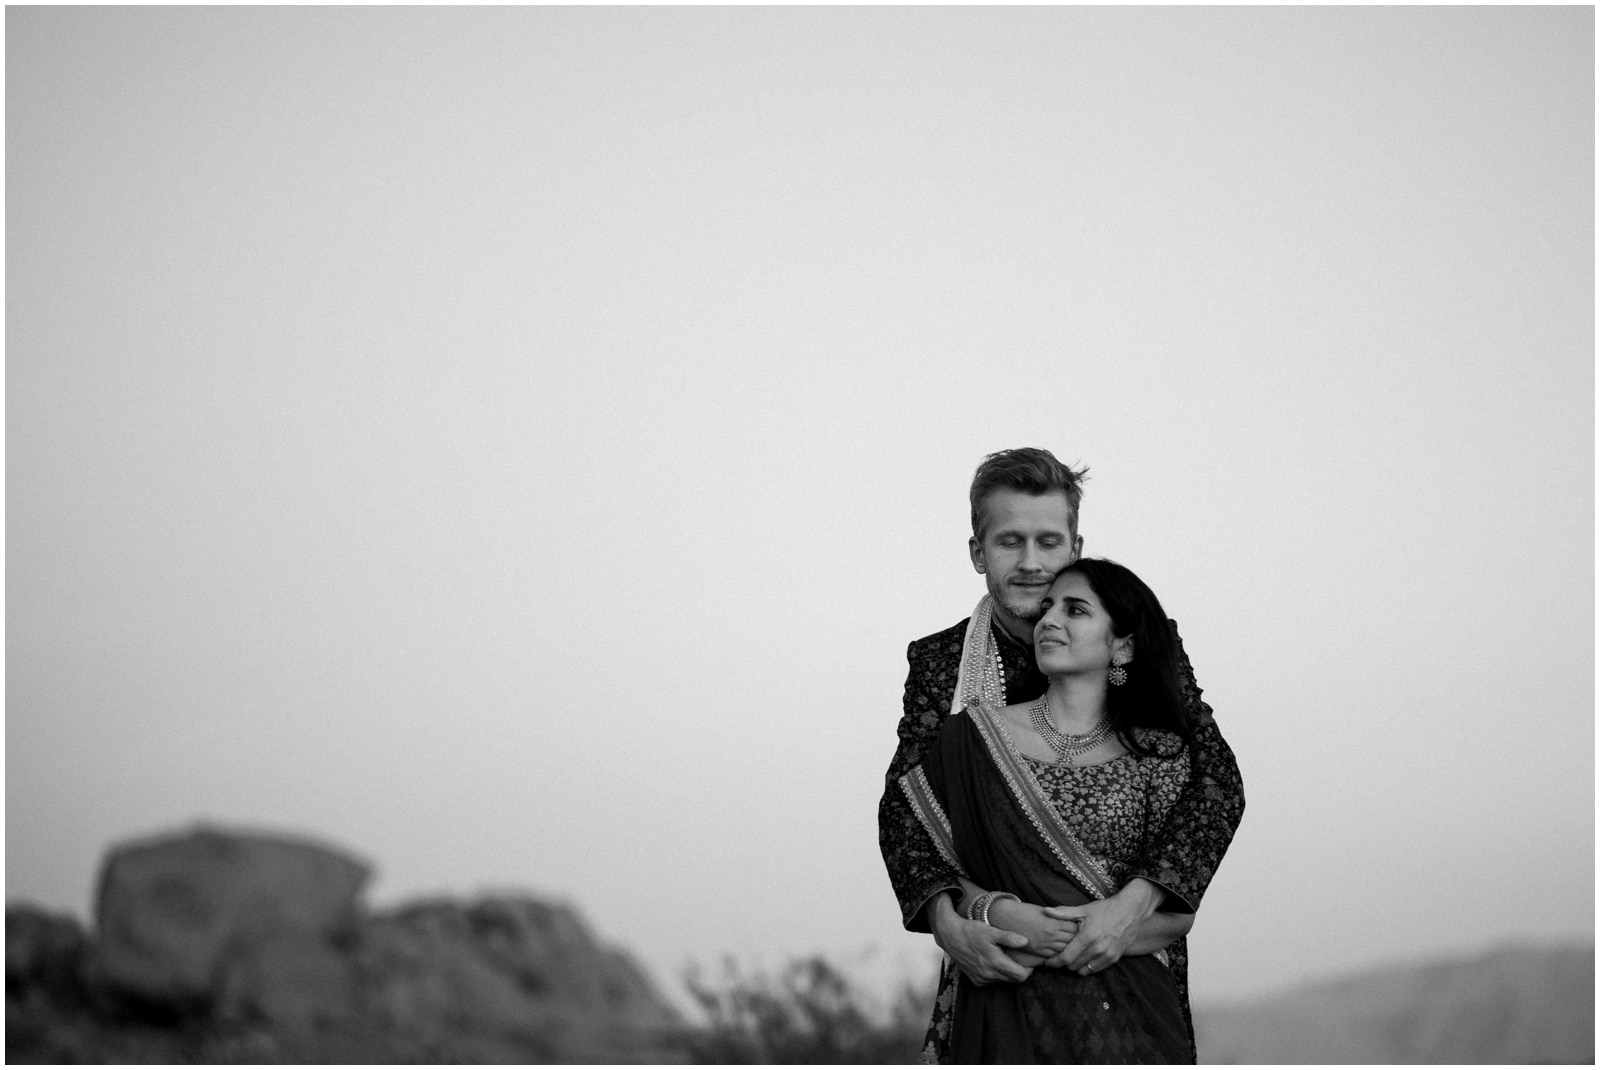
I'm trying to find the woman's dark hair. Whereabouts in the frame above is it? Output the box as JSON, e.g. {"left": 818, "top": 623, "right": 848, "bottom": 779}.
{"left": 1055, "top": 557, "right": 1191, "bottom": 756}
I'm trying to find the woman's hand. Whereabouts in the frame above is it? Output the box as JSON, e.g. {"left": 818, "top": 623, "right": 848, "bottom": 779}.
{"left": 987, "top": 898, "right": 1081, "bottom": 958}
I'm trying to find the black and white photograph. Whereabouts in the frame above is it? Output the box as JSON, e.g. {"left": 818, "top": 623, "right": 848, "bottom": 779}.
{"left": 7, "top": 6, "right": 1593, "bottom": 1064}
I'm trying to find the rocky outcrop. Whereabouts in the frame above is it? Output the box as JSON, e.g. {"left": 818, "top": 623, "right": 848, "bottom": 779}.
{"left": 6, "top": 825, "right": 688, "bottom": 1063}
{"left": 7, "top": 907, "right": 88, "bottom": 999}
{"left": 90, "top": 827, "right": 370, "bottom": 1021}
{"left": 353, "top": 898, "right": 683, "bottom": 1063}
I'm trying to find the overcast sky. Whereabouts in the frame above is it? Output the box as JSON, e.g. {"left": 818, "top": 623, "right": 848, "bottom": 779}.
{"left": 7, "top": 6, "right": 1592, "bottom": 1007}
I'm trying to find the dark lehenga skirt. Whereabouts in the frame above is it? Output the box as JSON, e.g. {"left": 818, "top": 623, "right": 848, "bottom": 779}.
{"left": 936, "top": 952, "right": 1188, "bottom": 1063}
{"left": 902, "top": 703, "right": 1191, "bottom": 1064}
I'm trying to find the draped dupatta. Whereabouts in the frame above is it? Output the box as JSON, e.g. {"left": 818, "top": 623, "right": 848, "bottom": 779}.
{"left": 899, "top": 697, "right": 1189, "bottom": 1063}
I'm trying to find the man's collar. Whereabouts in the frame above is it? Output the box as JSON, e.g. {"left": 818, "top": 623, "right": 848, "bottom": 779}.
{"left": 991, "top": 619, "right": 1033, "bottom": 653}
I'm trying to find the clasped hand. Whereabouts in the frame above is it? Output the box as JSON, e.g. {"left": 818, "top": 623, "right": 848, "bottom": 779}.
{"left": 932, "top": 888, "right": 1157, "bottom": 985}
{"left": 998, "top": 898, "right": 1142, "bottom": 976}
{"left": 986, "top": 898, "right": 1080, "bottom": 965}
{"left": 929, "top": 895, "right": 1083, "bottom": 987}
{"left": 1037, "top": 898, "right": 1143, "bottom": 976}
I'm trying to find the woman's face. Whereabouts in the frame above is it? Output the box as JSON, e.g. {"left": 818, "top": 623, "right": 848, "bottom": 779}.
{"left": 1033, "top": 571, "right": 1133, "bottom": 678}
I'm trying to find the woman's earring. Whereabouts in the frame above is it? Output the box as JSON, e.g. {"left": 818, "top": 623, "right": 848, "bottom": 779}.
{"left": 1108, "top": 660, "right": 1128, "bottom": 687}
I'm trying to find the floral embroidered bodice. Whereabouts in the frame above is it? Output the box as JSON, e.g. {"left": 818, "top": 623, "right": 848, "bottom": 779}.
{"left": 1022, "top": 740, "right": 1191, "bottom": 887}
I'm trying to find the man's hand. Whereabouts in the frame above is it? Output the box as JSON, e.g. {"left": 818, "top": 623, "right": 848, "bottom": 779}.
{"left": 928, "top": 893, "right": 1033, "bottom": 985}
{"left": 1041, "top": 879, "right": 1163, "bottom": 975}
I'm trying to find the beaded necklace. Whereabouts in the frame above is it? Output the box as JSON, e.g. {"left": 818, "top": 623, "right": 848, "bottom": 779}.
{"left": 1028, "top": 694, "right": 1114, "bottom": 764}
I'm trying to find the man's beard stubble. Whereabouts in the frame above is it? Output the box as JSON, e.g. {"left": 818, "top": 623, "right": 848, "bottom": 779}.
{"left": 998, "top": 596, "right": 1045, "bottom": 627}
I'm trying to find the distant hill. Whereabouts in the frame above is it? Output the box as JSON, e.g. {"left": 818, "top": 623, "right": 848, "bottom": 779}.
{"left": 1194, "top": 944, "right": 1594, "bottom": 1064}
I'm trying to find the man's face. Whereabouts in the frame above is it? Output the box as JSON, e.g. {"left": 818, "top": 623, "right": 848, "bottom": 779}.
{"left": 968, "top": 489, "right": 1083, "bottom": 637}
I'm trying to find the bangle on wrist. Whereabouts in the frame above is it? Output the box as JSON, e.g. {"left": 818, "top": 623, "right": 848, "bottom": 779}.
{"left": 964, "top": 890, "right": 1021, "bottom": 926}
{"left": 981, "top": 892, "right": 1021, "bottom": 925}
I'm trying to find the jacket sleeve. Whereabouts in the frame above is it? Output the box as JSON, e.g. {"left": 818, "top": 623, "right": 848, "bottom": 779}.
{"left": 1123, "top": 621, "right": 1246, "bottom": 912}
{"left": 878, "top": 639, "right": 964, "bottom": 932}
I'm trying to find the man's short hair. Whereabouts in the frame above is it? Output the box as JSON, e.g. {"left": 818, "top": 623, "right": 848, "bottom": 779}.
{"left": 969, "top": 448, "right": 1089, "bottom": 541}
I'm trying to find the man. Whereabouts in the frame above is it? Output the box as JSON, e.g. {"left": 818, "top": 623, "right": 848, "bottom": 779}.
{"left": 879, "top": 447, "right": 1245, "bottom": 1061}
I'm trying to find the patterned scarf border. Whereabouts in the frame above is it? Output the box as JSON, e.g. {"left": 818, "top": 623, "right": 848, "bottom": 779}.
{"left": 898, "top": 766, "right": 968, "bottom": 878}
{"left": 964, "top": 698, "right": 1122, "bottom": 902}
{"left": 951, "top": 595, "right": 1005, "bottom": 715}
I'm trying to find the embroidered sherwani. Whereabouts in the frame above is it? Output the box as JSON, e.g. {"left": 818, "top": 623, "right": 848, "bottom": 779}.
{"left": 878, "top": 615, "right": 1245, "bottom": 1061}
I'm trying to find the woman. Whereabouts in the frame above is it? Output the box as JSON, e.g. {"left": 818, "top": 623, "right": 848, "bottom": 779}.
{"left": 899, "top": 558, "right": 1200, "bottom": 1063}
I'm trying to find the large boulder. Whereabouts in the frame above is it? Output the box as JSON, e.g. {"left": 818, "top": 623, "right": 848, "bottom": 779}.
{"left": 88, "top": 825, "right": 369, "bottom": 1021}
{"left": 354, "top": 897, "right": 684, "bottom": 1062}
{"left": 12, "top": 825, "right": 691, "bottom": 1062}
